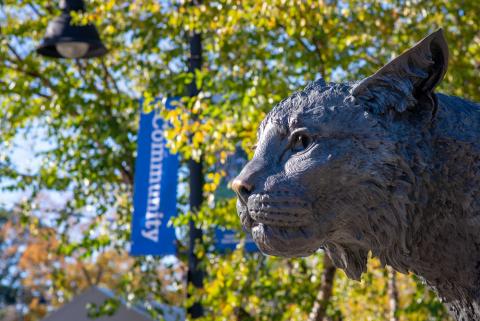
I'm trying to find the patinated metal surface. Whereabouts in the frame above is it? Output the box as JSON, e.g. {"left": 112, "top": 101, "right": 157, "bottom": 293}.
{"left": 233, "top": 30, "right": 480, "bottom": 320}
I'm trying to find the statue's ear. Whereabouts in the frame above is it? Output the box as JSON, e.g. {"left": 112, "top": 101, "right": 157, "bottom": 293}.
{"left": 352, "top": 29, "right": 448, "bottom": 114}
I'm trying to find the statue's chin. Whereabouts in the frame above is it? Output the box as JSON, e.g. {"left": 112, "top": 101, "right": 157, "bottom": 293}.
{"left": 251, "top": 223, "right": 321, "bottom": 257}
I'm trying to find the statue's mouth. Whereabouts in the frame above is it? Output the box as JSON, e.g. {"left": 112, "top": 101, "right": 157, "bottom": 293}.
{"left": 247, "top": 193, "right": 313, "bottom": 227}
{"left": 250, "top": 223, "right": 319, "bottom": 257}
{"left": 237, "top": 192, "right": 314, "bottom": 230}
{"left": 236, "top": 192, "right": 320, "bottom": 257}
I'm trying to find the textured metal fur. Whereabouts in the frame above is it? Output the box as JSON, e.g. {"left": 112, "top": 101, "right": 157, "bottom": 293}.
{"left": 233, "top": 30, "right": 480, "bottom": 320}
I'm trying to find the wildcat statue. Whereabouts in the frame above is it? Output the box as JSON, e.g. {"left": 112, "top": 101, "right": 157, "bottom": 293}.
{"left": 232, "top": 29, "right": 480, "bottom": 321}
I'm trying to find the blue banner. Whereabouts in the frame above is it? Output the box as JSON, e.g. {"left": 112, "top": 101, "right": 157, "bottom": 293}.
{"left": 130, "top": 98, "right": 179, "bottom": 256}
{"left": 214, "top": 228, "right": 258, "bottom": 253}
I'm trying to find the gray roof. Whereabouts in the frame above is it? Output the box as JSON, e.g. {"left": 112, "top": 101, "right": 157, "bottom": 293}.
{"left": 41, "top": 287, "right": 185, "bottom": 321}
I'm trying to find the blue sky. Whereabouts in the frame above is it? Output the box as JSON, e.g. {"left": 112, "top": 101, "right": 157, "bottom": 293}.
{"left": 0, "top": 119, "right": 62, "bottom": 209}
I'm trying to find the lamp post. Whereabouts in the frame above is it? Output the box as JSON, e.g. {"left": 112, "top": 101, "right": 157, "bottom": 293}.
{"left": 36, "top": 0, "right": 107, "bottom": 59}
{"left": 36, "top": 0, "right": 204, "bottom": 317}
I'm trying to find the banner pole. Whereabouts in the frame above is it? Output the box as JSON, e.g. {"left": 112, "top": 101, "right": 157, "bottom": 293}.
{"left": 186, "top": 17, "right": 204, "bottom": 319}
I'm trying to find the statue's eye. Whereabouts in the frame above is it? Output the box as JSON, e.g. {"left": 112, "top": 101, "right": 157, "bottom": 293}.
{"left": 291, "top": 133, "right": 312, "bottom": 153}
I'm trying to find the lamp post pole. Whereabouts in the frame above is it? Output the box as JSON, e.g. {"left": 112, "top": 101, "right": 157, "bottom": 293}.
{"left": 187, "top": 29, "right": 205, "bottom": 319}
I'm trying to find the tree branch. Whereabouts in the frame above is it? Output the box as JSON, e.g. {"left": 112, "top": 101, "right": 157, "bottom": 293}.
{"left": 101, "top": 59, "right": 120, "bottom": 95}
{"left": 4, "top": 63, "right": 57, "bottom": 96}
{"left": 94, "top": 266, "right": 104, "bottom": 285}
{"left": 74, "top": 60, "right": 134, "bottom": 186}
{"left": 363, "top": 54, "right": 383, "bottom": 68}
{"left": 311, "top": 36, "right": 327, "bottom": 77}
{"left": 6, "top": 43, "right": 24, "bottom": 61}
{"left": 0, "top": 80, "right": 51, "bottom": 99}
{"left": 276, "top": 24, "right": 326, "bottom": 76}
{"left": 79, "top": 262, "right": 94, "bottom": 287}
{"left": 387, "top": 266, "right": 399, "bottom": 321}
{"left": 6, "top": 44, "right": 58, "bottom": 95}
{"left": 27, "top": 3, "right": 44, "bottom": 17}
{"left": 120, "top": 164, "right": 134, "bottom": 186}
{"left": 308, "top": 255, "right": 336, "bottom": 321}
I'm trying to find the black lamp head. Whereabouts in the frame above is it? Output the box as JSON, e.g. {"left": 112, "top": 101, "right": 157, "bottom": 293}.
{"left": 36, "top": 0, "right": 107, "bottom": 59}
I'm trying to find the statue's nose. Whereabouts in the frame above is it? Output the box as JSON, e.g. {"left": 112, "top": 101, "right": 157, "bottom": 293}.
{"left": 231, "top": 178, "right": 253, "bottom": 205}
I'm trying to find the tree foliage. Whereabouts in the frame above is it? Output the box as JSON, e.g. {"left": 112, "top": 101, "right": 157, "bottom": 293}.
{"left": 1, "top": 0, "right": 478, "bottom": 320}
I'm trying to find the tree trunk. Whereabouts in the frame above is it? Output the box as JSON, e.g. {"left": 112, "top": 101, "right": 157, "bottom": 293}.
{"left": 387, "top": 266, "right": 399, "bottom": 321}
{"left": 308, "top": 255, "right": 336, "bottom": 321}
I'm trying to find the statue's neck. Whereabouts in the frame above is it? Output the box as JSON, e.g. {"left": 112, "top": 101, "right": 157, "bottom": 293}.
{"left": 401, "top": 212, "right": 479, "bottom": 301}
{"left": 388, "top": 139, "right": 480, "bottom": 319}
{"left": 444, "top": 300, "right": 480, "bottom": 321}
{"left": 378, "top": 193, "right": 480, "bottom": 321}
